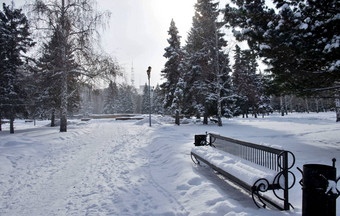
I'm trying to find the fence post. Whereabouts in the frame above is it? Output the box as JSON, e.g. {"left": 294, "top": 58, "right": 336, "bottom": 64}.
{"left": 283, "top": 151, "right": 289, "bottom": 210}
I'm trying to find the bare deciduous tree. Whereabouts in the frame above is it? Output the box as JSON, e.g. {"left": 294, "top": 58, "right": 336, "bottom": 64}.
{"left": 28, "top": 0, "right": 118, "bottom": 132}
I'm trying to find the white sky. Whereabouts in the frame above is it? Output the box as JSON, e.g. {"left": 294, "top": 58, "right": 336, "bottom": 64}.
{"left": 97, "top": 0, "right": 200, "bottom": 88}
{"left": 4, "top": 0, "right": 198, "bottom": 88}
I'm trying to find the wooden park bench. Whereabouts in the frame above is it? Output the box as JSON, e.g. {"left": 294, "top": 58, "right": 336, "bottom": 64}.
{"left": 191, "top": 133, "right": 296, "bottom": 211}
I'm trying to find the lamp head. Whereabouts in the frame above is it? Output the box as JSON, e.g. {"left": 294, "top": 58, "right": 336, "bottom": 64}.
{"left": 147, "top": 66, "right": 152, "bottom": 78}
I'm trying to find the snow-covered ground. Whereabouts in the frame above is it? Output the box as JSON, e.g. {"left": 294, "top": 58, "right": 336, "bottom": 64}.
{"left": 0, "top": 112, "right": 339, "bottom": 216}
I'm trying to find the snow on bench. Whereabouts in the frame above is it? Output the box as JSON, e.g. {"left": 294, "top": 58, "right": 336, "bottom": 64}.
{"left": 191, "top": 146, "right": 278, "bottom": 186}
{"left": 191, "top": 133, "right": 296, "bottom": 211}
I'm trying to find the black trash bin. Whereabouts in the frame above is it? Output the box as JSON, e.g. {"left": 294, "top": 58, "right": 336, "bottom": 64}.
{"left": 194, "top": 134, "right": 207, "bottom": 146}
{"left": 300, "top": 163, "right": 337, "bottom": 216}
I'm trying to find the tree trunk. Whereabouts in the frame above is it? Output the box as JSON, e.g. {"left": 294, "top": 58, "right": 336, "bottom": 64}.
{"left": 175, "top": 110, "right": 180, "bottom": 125}
{"left": 335, "top": 95, "right": 340, "bottom": 122}
{"left": 284, "top": 95, "right": 288, "bottom": 115}
{"left": 60, "top": 76, "right": 68, "bottom": 132}
{"left": 203, "top": 112, "right": 208, "bottom": 125}
{"left": 217, "top": 98, "right": 222, "bottom": 126}
{"left": 60, "top": 112, "right": 67, "bottom": 132}
{"left": 60, "top": 63, "right": 68, "bottom": 132}
{"left": 321, "top": 99, "right": 325, "bottom": 112}
{"left": 10, "top": 113, "right": 14, "bottom": 134}
{"left": 214, "top": 20, "right": 222, "bottom": 127}
{"left": 60, "top": 0, "right": 68, "bottom": 132}
{"left": 51, "top": 109, "right": 55, "bottom": 127}
{"left": 305, "top": 97, "right": 309, "bottom": 113}
{"left": 217, "top": 116, "right": 222, "bottom": 126}
{"left": 315, "top": 98, "right": 319, "bottom": 113}
{"left": 289, "top": 95, "right": 293, "bottom": 113}
{"left": 280, "top": 96, "right": 284, "bottom": 116}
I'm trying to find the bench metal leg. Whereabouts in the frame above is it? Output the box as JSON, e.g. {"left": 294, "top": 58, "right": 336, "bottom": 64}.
{"left": 191, "top": 153, "right": 200, "bottom": 165}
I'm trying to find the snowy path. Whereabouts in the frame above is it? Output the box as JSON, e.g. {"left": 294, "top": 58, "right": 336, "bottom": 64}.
{"left": 0, "top": 120, "right": 188, "bottom": 215}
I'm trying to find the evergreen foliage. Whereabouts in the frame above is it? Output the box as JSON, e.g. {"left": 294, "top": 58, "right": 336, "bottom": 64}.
{"left": 0, "top": 3, "right": 34, "bottom": 133}
{"left": 224, "top": 0, "right": 340, "bottom": 95}
{"left": 172, "top": 77, "right": 185, "bottom": 125}
{"left": 232, "top": 45, "right": 271, "bottom": 117}
{"left": 152, "top": 85, "right": 164, "bottom": 115}
{"left": 161, "top": 19, "right": 184, "bottom": 115}
{"left": 141, "top": 84, "right": 150, "bottom": 114}
{"left": 103, "top": 81, "right": 118, "bottom": 114}
{"left": 35, "top": 24, "right": 80, "bottom": 125}
{"left": 115, "top": 84, "right": 135, "bottom": 114}
{"left": 183, "top": 0, "right": 232, "bottom": 125}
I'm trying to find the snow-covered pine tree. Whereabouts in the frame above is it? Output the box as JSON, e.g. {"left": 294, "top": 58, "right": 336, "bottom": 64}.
{"left": 0, "top": 3, "right": 34, "bottom": 133}
{"left": 115, "top": 84, "right": 135, "bottom": 114}
{"left": 232, "top": 45, "right": 248, "bottom": 118}
{"left": 35, "top": 24, "right": 80, "bottom": 126}
{"left": 232, "top": 45, "right": 269, "bottom": 118}
{"left": 141, "top": 84, "right": 150, "bottom": 114}
{"left": 152, "top": 85, "right": 164, "bottom": 115}
{"left": 171, "top": 78, "right": 185, "bottom": 125}
{"left": 184, "top": 0, "right": 215, "bottom": 122}
{"left": 184, "top": 0, "right": 231, "bottom": 125}
{"left": 255, "top": 72, "right": 272, "bottom": 117}
{"left": 161, "top": 19, "right": 184, "bottom": 115}
{"left": 103, "top": 81, "right": 118, "bottom": 114}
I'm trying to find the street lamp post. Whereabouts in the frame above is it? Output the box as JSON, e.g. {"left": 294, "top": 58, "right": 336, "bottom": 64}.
{"left": 147, "top": 66, "right": 152, "bottom": 127}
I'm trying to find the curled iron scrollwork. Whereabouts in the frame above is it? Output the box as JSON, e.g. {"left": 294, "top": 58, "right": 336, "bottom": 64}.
{"left": 278, "top": 151, "right": 296, "bottom": 170}
{"left": 251, "top": 150, "right": 296, "bottom": 209}
{"left": 252, "top": 178, "right": 270, "bottom": 208}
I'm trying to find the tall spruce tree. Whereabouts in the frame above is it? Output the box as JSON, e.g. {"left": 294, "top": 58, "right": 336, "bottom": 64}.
{"left": 0, "top": 3, "right": 34, "bottom": 133}
{"left": 141, "top": 84, "right": 150, "bottom": 114}
{"left": 115, "top": 84, "right": 135, "bottom": 114}
{"left": 232, "top": 45, "right": 248, "bottom": 117}
{"left": 103, "top": 81, "right": 118, "bottom": 114}
{"left": 161, "top": 19, "right": 184, "bottom": 116}
{"left": 152, "top": 84, "right": 164, "bottom": 115}
{"left": 35, "top": 23, "right": 80, "bottom": 126}
{"left": 172, "top": 78, "right": 185, "bottom": 125}
{"left": 232, "top": 46, "right": 264, "bottom": 118}
{"left": 184, "top": 0, "right": 231, "bottom": 125}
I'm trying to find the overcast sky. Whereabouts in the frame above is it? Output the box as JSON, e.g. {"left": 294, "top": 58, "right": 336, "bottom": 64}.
{"left": 97, "top": 0, "right": 200, "bottom": 88}
{"left": 4, "top": 0, "right": 199, "bottom": 88}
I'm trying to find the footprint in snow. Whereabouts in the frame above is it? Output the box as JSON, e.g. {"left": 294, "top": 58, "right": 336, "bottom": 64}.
{"left": 176, "top": 184, "right": 190, "bottom": 191}
{"left": 188, "top": 177, "right": 202, "bottom": 186}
